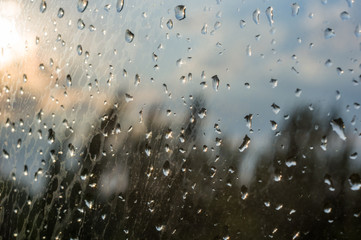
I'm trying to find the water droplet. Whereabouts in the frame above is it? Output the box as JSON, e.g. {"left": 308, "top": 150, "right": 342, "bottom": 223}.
{"left": 265, "top": 6, "right": 274, "bottom": 26}
{"left": 252, "top": 9, "right": 260, "bottom": 24}
{"left": 270, "top": 120, "right": 277, "bottom": 131}
{"left": 66, "top": 74, "right": 72, "bottom": 87}
{"left": 346, "top": 0, "right": 355, "bottom": 8}
{"left": 239, "top": 20, "right": 246, "bottom": 28}
{"left": 244, "top": 114, "right": 253, "bottom": 130}
{"left": 40, "top": 1, "right": 47, "bottom": 13}
{"left": 23, "top": 74, "right": 28, "bottom": 83}
{"left": 324, "top": 28, "right": 335, "bottom": 39}
{"left": 239, "top": 135, "right": 250, "bottom": 152}
{"left": 175, "top": 5, "right": 186, "bottom": 21}
{"left": 348, "top": 173, "right": 361, "bottom": 191}
{"left": 295, "top": 88, "right": 302, "bottom": 97}
{"left": 77, "top": 0, "right": 88, "bottom": 13}
{"left": 271, "top": 103, "right": 280, "bottom": 114}
{"left": 212, "top": 75, "right": 220, "bottom": 91}
{"left": 48, "top": 129, "right": 55, "bottom": 144}
{"left": 3, "top": 149, "right": 9, "bottom": 159}
{"left": 320, "top": 136, "right": 327, "bottom": 151}
{"left": 77, "top": 45, "right": 83, "bottom": 55}
{"left": 58, "top": 8, "right": 65, "bottom": 18}
{"left": 355, "top": 24, "right": 361, "bottom": 38}
{"left": 325, "top": 59, "right": 332, "bottom": 67}
{"left": 340, "top": 11, "right": 350, "bottom": 20}
{"left": 68, "top": 143, "right": 75, "bottom": 157}
{"left": 270, "top": 78, "right": 278, "bottom": 88}
{"left": 214, "top": 21, "right": 222, "bottom": 30}
{"left": 156, "top": 225, "right": 164, "bottom": 231}
{"left": 125, "top": 93, "right": 133, "bottom": 102}
{"left": 78, "top": 19, "right": 85, "bottom": 30}
{"left": 166, "top": 19, "right": 173, "bottom": 30}
{"left": 291, "top": 3, "right": 300, "bottom": 16}
{"left": 350, "top": 152, "right": 358, "bottom": 160}
{"left": 163, "top": 161, "right": 170, "bottom": 176}
{"left": 198, "top": 108, "right": 207, "bottom": 119}
{"left": 330, "top": 118, "right": 346, "bottom": 141}
{"left": 116, "top": 0, "right": 124, "bottom": 12}
{"left": 201, "top": 24, "right": 208, "bottom": 34}
{"left": 23, "top": 165, "right": 28, "bottom": 176}
{"left": 285, "top": 159, "right": 297, "bottom": 167}
{"left": 125, "top": 29, "right": 134, "bottom": 43}
{"left": 246, "top": 45, "right": 252, "bottom": 56}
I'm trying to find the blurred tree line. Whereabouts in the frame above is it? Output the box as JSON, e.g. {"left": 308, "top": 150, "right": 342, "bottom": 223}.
{"left": 1, "top": 97, "right": 361, "bottom": 240}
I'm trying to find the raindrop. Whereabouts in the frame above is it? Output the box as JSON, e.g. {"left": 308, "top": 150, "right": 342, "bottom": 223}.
{"left": 252, "top": 9, "right": 260, "bottom": 24}
{"left": 198, "top": 108, "right": 207, "bottom": 119}
{"left": 270, "top": 120, "right": 277, "bottom": 131}
{"left": 246, "top": 45, "right": 251, "bottom": 56}
{"left": 330, "top": 118, "right": 346, "bottom": 141}
{"left": 125, "top": 93, "right": 133, "bottom": 102}
{"left": 239, "top": 20, "right": 246, "bottom": 28}
{"left": 325, "top": 59, "right": 332, "bottom": 67}
{"left": 291, "top": 3, "right": 300, "bottom": 16}
{"left": 77, "top": 0, "right": 88, "bottom": 13}
{"left": 40, "top": 1, "right": 47, "bottom": 13}
{"left": 271, "top": 103, "right": 280, "bottom": 114}
{"left": 265, "top": 6, "right": 274, "bottom": 26}
{"left": 214, "top": 21, "right": 221, "bottom": 30}
{"left": 295, "top": 88, "right": 302, "bottom": 97}
{"left": 166, "top": 19, "right": 173, "bottom": 30}
{"left": 134, "top": 74, "right": 140, "bottom": 86}
{"left": 162, "top": 161, "right": 170, "bottom": 176}
{"left": 116, "top": 0, "right": 124, "bottom": 12}
{"left": 58, "top": 8, "right": 65, "bottom": 18}
{"left": 24, "top": 165, "right": 28, "bottom": 176}
{"left": 244, "top": 114, "right": 253, "bottom": 130}
{"left": 201, "top": 24, "right": 208, "bottom": 34}
{"left": 355, "top": 24, "right": 361, "bottom": 38}
{"left": 212, "top": 75, "right": 220, "bottom": 91}
{"left": 48, "top": 129, "right": 55, "bottom": 144}
{"left": 174, "top": 5, "right": 186, "bottom": 21}
{"left": 348, "top": 173, "right": 361, "bottom": 191}
{"left": 346, "top": 0, "right": 355, "bottom": 8}
{"left": 77, "top": 45, "right": 83, "bottom": 55}
{"left": 68, "top": 143, "right": 75, "bottom": 157}
{"left": 3, "top": 149, "right": 9, "bottom": 159}
{"left": 23, "top": 74, "right": 28, "bottom": 83}
{"left": 125, "top": 29, "right": 134, "bottom": 43}
{"left": 324, "top": 28, "right": 335, "bottom": 39}
{"left": 336, "top": 67, "right": 343, "bottom": 75}
{"left": 77, "top": 19, "right": 85, "bottom": 30}
{"left": 350, "top": 152, "right": 358, "bottom": 160}
{"left": 239, "top": 135, "right": 250, "bottom": 152}
{"left": 156, "top": 225, "right": 164, "bottom": 231}
{"left": 320, "top": 136, "right": 327, "bottom": 151}
{"left": 66, "top": 74, "right": 72, "bottom": 87}
{"left": 340, "top": 11, "right": 350, "bottom": 20}
{"left": 145, "top": 145, "right": 151, "bottom": 157}
{"left": 270, "top": 78, "right": 278, "bottom": 88}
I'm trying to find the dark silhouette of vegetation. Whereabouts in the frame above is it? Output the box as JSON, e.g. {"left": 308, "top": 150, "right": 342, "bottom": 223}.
{"left": 1, "top": 99, "right": 361, "bottom": 240}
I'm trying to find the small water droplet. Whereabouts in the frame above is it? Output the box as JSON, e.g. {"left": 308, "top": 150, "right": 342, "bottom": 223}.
{"left": 212, "top": 75, "right": 220, "bottom": 91}
{"left": 325, "top": 59, "right": 332, "bottom": 67}
{"left": 246, "top": 45, "right": 252, "bottom": 56}
{"left": 324, "top": 28, "right": 335, "bottom": 39}
{"left": 77, "top": 19, "right": 85, "bottom": 30}
{"left": 116, "top": 0, "right": 124, "bottom": 12}
{"left": 3, "top": 149, "right": 9, "bottom": 159}
{"left": 244, "top": 114, "right": 253, "bottom": 130}
{"left": 145, "top": 145, "right": 151, "bottom": 157}
{"left": 40, "top": 1, "right": 47, "bottom": 13}
{"left": 295, "top": 88, "right": 302, "bottom": 97}
{"left": 58, "top": 8, "right": 65, "bottom": 18}
{"left": 239, "top": 135, "right": 250, "bottom": 152}
{"left": 201, "top": 24, "right": 208, "bottom": 34}
{"left": 125, "top": 29, "right": 134, "bottom": 43}
{"left": 175, "top": 5, "right": 186, "bottom": 21}
{"left": 198, "top": 108, "right": 207, "bottom": 119}
{"left": 271, "top": 103, "right": 280, "bottom": 114}
{"left": 270, "top": 120, "right": 277, "bottom": 131}
{"left": 77, "top": 0, "right": 88, "bottom": 13}
{"left": 330, "top": 118, "right": 346, "bottom": 141}
{"left": 348, "top": 173, "right": 361, "bottom": 191}
{"left": 239, "top": 20, "right": 246, "bottom": 28}
{"left": 355, "top": 24, "right": 361, "bottom": 38}
{"left": 350, "top": 152, "right": 358, "bottom": 160}
{"left": 320, "top": 136, "right": 327, "bottom": 151}
{"left": 66, "top": 74, "right": 72, "bottom": 87}
{"left": 77, "top": 45, "right": 83, "bottom": 55}
{"left": 214, "top": 21, "right": 221, "bottom": 30}
{"left": 270, "top": 78, "right": 278, "bottom": 88}
{"left": 252, "top": 9, "right": 260, "bottom": 24}
{"left": 163, "top": 161, "right": 170, "bottom": 176}
{"left": 125, "top": 93, "right": 133, "bottom": 102}
{"left": 166, "top": 19, "right": 173, "bottom": 30}
{"left": 265, "top": 6, "right": 274, "bottom": 26}
{"left": 291, "top": 3, "right": 300, "bottom": 16}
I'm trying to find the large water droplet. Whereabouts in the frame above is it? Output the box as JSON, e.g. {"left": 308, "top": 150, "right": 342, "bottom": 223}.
{"left": 212, "top": 75, "right": 220, "bottom": 91}
{"left": 239, "top": 135, "right": 250, "bottom": 152}
{"left": 252, "top": 9, "right": 260, "bottom": 24}
{"left": 340, "top": 11, "right": 350, "bottom": 20}
{"left": 40, "top": 1, "right": 47, "bottom": 13}
{"left": 330, "top": 118, "right": 346, "bottom": 141}
{"left": 175, "top": 5, "right": 186, "bottom": 21}
{"left": 77, "top": 0, "right": 88, "bottom": 13}
{"left": 58, "top": 8, "right": 65, "bottom": 18}
{"left": 265, "top": 6, "right": 274, "bottom": 26}
{"left": 291, "top": 3, "right": 300, "bottom": 16}
{"left": 125, "top": 29, "right": 134, "bottom": 43}
{"left": 324, "top": 28, "right": 335, "bottom": 39}
{"left": 116, "top": 0, "right": 124, "bottom": 12}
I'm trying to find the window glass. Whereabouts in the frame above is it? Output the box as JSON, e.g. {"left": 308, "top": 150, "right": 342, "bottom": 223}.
{"left": 1, "top": 0, "right": 361, "bottom": 239}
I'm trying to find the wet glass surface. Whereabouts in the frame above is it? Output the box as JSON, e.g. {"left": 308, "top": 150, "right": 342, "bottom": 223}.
{"left": 1, "top": 0, "right": 361, "bottom": 239}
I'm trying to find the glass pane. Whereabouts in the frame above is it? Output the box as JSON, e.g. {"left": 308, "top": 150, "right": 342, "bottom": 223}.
{"left": 1, "top": 0, "right": 361, "bottom": 239}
